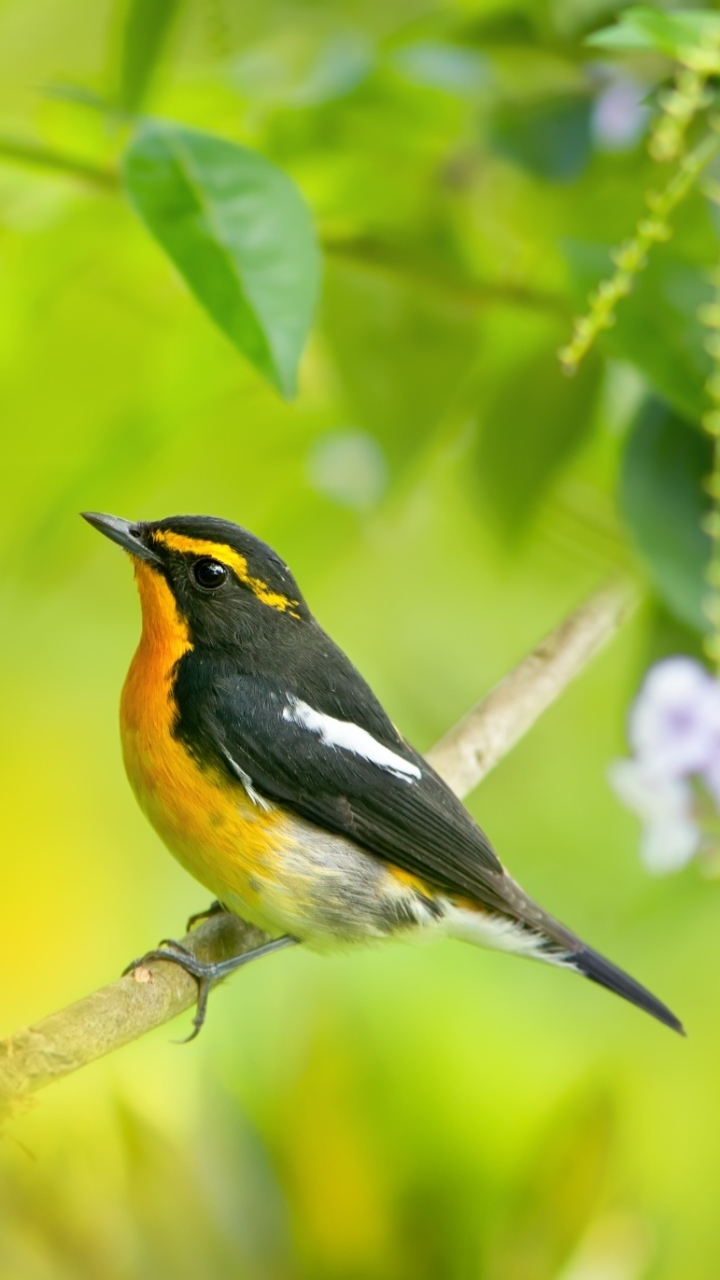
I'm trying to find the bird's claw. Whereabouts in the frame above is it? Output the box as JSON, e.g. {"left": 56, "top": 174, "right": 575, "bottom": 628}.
{"left": 122, "top": 938, "right": 216, "bottom": 1040}
{"left": 122, "top": 933, "right": 297, "bottom": 1042}
{"left": 186, "top": 900, "right": 228, "bottom": 932}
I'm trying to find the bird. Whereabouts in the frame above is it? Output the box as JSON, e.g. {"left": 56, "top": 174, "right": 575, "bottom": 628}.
{"left": 83, "top": 511, "right": 683, "bottom": 1039}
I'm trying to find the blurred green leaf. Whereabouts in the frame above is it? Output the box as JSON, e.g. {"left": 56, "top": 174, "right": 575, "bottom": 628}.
{"left": 489, "top": 95, "right": 592, "bottom": 182}
{"left": 230, "top": 34, "right": 374, "bottom": 109}
{"left": 458, "top": 10, "right": 538, "bottom": 46}
{"left": 119, "top": 0, "right": 183, "bottom": 111}
{"left": 587, "top": 7, "right": 720, "bottom": 58}
{"left": 391, "top": 41, "right": 490, "bottom": 97}
{"left": 122, "top": 120, "right": 321, "bottom": 397}
{"left": 646, "top": 598, "right": 706, "bottom": 666}
{"left": 476, "top": 336, "right": 602, "bottom": 536}
{"left": 487, "top": 1091, "right": 615, "bottom": 1280}
{"left": 565, "top": 241, "right": 713, "bottom": 424}
{"left": 620, "top": 397, "right": 711, "bottom": 632}
{"left": 322, "top": 261, "right": 478, "bottom": 469}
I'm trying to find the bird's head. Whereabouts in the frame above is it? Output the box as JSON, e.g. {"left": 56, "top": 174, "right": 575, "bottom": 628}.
{"left": 82, "top": 512, "right": 309, "bottom": 647}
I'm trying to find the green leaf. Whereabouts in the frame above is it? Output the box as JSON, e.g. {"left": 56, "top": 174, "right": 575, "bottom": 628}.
{"left": 122, "top": 121, "right": 321, "bottom": 397}
{"left": 475, "top": 331, "right": 602, "bottom": 536}
{"left": 587, "top": 6, "right": 720, "bottom": 58}
{"left": 620, "top": 397, "right": 712, "bottom": 632}
{"left": 564, "top": 241, "right": 713, "bottom": 424}
{"left": 489, "top": 95, "right": 593, "bottom": 183}
{"left": 322, "top": 261, "right": 478, "bottom": 469}
{"left": 119, "top": 0, "right": 183, "bottom": 111}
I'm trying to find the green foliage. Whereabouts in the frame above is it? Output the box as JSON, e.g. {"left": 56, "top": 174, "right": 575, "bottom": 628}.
{"left": 563, "top": 7, "right": 720, "bottom": 379}
{"left": 3, "top": 0, "right": 720, "bottom": 1275}
{"left": 588, "top": 7, "right": 720, "bottom": 58}
{"left": 489, "top": 95, "right": 593, "bottom": 183}
{"left": 620, "top": 398, "right": 712, "bottom": 631}
{"left": 322, "top": 262, "right": 477, "bottom": 471}
{"left": 122, "top": 121, "right": 321, "bottom": 397}
{"left": 566, "top": 242, "right": 714, "bottom": 423}
{"left": 118, "top": 0, "right": 183, "bottom": 111}
{"left": 476, "top": 327, "right": 602, "bottom": 536}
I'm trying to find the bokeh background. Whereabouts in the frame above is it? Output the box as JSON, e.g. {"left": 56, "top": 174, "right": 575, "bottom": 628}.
{"left": 0, "top": 1, "right": 718, "bottom": 1276}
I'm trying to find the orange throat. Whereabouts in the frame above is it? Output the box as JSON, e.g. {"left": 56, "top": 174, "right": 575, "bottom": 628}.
{"left": 119, "top": 559, "right": 196, "bottom": 853}
{"left": 121, "top": 559, "right": 192, "bottom": 743}
{"left": 119, "top": 560, "right": 283, "bottom": 923}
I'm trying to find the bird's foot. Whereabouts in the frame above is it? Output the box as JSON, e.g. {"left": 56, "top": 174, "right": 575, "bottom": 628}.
{"left": 186, "top": 899, "right": 228, "bottom": 931}
{"left": 123, "top": 935, "right": 297, "bottom": 1042}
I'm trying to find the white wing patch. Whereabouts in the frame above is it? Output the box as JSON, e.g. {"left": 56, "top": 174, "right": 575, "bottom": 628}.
{"left": 283, "top": 696, "right": 421, "bottom": 782}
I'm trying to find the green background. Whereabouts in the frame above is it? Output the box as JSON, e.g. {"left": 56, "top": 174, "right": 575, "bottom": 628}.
{"left": 0, "top": 1, "right": 717, "bottom": 1277}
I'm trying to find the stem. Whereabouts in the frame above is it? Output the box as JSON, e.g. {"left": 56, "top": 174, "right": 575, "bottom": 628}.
{"left": 428, "top": 579, "right": 637, "bottom": 794}
{"left": 559, "top": 129, "right": 720, "bottom": 376}
{"left": 0, "top": 140, "right": 567, "bottom": 317}
{"left": 322, "top": 233, "right": 568, "bottom": 316}
{"left": 700, "top": 263, "right": 720, "bottom": 667}
{"left": 0, "top": 136, "right": 118, "bottom": 188}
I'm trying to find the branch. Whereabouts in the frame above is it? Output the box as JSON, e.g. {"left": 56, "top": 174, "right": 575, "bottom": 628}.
{"left": 0, "top": 136, "right": 118, "bottom": 188}
{"left": 321, "top": 234, "right": 568, "bottom": 316}
{"left": 0, "top": 578, "right": 638, "bottom": 1120}
{"left": 427, "top": 578, "right": 638, "bottom": 794}
{"left": 0, "top": 138, "right": 565, "bottom": 318}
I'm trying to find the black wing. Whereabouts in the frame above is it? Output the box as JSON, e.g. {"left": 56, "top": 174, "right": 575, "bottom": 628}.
{"left": 173, "top": 645, "right": 690, "bottom": 1032}
{"left": 174, "top": 647, "right": 544, "bottom": 925}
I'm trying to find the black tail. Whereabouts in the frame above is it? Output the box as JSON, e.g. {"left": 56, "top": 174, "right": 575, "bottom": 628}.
{"left": 572, "top": 945, "right": 684, "bottom": 1035}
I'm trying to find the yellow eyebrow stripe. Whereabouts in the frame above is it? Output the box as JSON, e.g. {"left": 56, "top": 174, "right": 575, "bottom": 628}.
{"left": 151, "top": 530, "right": 301, "bottom": 616}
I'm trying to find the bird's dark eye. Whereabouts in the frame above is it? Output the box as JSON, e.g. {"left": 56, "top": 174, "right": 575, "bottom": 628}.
{"left": 193, "top": 558, "right": 229, "bottom": 590}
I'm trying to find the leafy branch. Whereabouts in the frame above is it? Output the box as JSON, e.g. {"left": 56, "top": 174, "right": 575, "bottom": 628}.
{"left": 0, "top": 134, "right": 566, "bottom": 325}
{"left": 558, "top": 127, "right": 720, "bottom": 375}
{"left": 560, "top": 7, "right": 720, "bottom": 375}
{"left": 0, "top": 578, "right": 637, "bottom": 1122}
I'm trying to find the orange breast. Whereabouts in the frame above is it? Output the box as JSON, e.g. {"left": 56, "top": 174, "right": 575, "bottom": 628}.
{"left": 119, "top": 562, "right": 286, "bottom": 924}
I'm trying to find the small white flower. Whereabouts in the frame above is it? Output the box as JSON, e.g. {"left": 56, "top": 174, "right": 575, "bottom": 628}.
{"left": 639, "top": 818, "right": 701, "bottom": 875}
{"left": 609, "top": 759, "right": 692, "bottom": 823}
{"left": 608, "top": 759, "right": 700, "bottom": 875}
{"left": 629, "top": 657, "right": 720, "bottom": 780}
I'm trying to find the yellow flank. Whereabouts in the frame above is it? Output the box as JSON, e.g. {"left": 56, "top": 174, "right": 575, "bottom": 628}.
{"left": 120, "top": 561, "right": 288, "bottom": 927}
{"left": 387, "top": 864, "right": 437, "bottom": 901}
{"left": 150, "top": 529, "right": 301, "bottom": 616}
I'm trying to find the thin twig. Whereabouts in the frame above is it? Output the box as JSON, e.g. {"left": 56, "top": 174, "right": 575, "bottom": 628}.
{"left": 322, "top": 233, "right": 568, "bottom": 317}
{"left": 0, "top": 577, "right": 638, "bottom": 1120}
{"left": 0, "top": 136, "right": 118, "bottom": 188}
{"left": 0, "top": 137, "right": 568, "bottom": 318}
{"left": 427, "top": 578, "right": 638, "bottom": 795}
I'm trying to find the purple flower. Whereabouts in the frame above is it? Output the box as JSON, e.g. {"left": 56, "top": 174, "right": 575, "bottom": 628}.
{"left": 629, "top": 657, "right": 720, "bottom": 779}
{"left": 610, "top": 657, "right": 720, "bottom": 874}
{"left": 591, "top": 76, "right": 649, "bottom": 153}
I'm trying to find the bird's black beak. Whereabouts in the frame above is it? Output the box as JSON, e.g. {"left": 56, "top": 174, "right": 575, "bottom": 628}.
{"left": 81, "top": 512, "right": 162, "bottom": 565}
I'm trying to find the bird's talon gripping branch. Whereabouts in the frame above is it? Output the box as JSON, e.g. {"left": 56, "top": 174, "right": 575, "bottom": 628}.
{"left": 156, "top": 938, "right": 194, "bottom": 956}
{"left": 124, "top": 936, "right": 297, "bottom": 1040}
{"left": 122, "top": 939, "right": 191, "bottom": 979}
